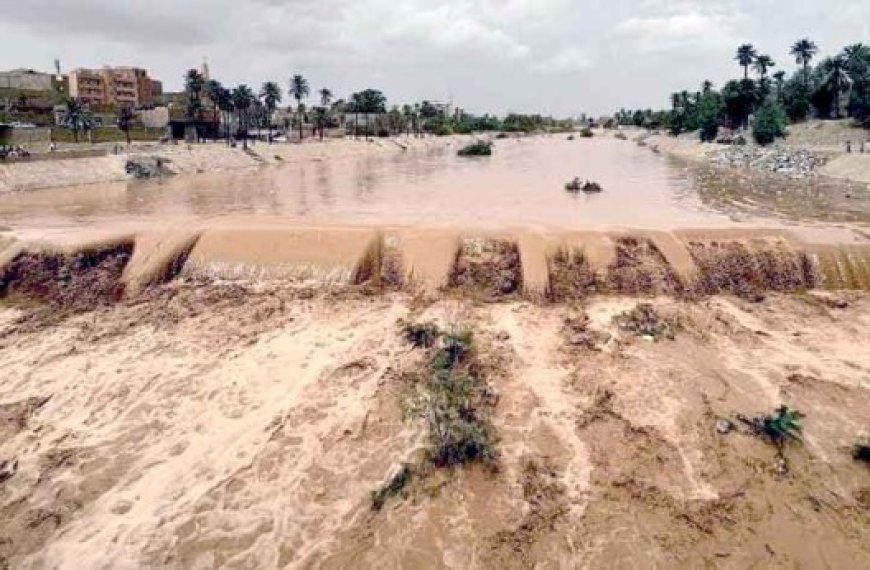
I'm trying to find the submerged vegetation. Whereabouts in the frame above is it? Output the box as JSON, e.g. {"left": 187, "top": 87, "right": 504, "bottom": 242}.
{"left": 457, "top": 141, "right": 493, "bottom": 156}
{"left": 401, "top": 322, "right": 498, "bottom": 469}
{"left": 371, "top": 464, "right": 413, "bottom": 511}
{"left": 854, "top": 442, "right": 870, "bottom": 463}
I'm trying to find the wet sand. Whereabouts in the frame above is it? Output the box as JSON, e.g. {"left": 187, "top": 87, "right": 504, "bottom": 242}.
{"left": 0, "top": 284, "right": 868, "bottom": 568}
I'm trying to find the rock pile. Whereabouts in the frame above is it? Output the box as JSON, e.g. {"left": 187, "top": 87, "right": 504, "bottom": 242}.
{"left": 708, "top": 145, "right": 827, "bottom": 178}
{"left": 125, "top": 156, "right": 173, "bottom": 179}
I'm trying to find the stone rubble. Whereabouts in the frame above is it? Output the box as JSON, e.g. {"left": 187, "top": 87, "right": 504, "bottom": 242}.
{"left": 708, "top": 145, "right": 828, "bottom": 178}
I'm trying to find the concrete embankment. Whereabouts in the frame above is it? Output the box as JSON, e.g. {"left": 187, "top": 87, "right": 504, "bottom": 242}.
{"left": 3, "top": 225, "right": 869, "bottom": 309}
{"left": 0, "top": 136, "right": 473, "bottom": 193}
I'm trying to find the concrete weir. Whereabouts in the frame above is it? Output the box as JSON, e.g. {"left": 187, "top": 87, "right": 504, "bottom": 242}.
{"left": 1, "top": 226, "right": 870, "bottom": 306}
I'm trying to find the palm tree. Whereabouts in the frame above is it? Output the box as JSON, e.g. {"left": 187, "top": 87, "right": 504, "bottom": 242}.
{"left": 214, "top": 87, "right": 234, "bottom": 144}
{"left": 289, "top": 74, "right": 310, "bottom": 141}
{"left": 735, "top": 44, "right": 758, "bottom": 79}
{"left": 117, "top": 106, "right": 134, "bottom": 146}
{"left": 260, "top": 81, "right": 282, "bottom": 143}
{"left": 319, "top": 88, "right": 333, "bottom": 107}
{"left": 204, "top": 79, "right": 223, "bottom": 142}
{"left": 350, "top": 92, "right": 363, "bottom": 139}
{"left": 791, "top": 38, "right": 819, "bottom": 90}
{"left": 701, "top": 80, "right": 714, "bottom": 95}
{"left": 670, "top": 93, "right": 681, "bottom": 112}
{"left": 232, "top": 85, "right": 255, "bottom": 149}
{"left": 59, "top": 98, "right": 92, "bottom": 143}
{"left": 753, "top": 55, "right": 775, "bottom": 79}
{"left": 820, "top": 56, "right": 851, "bottom": 118}
{"left": 772, "top": 71, "right": 786, "bottom": 102}
{"left": 184, "top": 69, "right": 205, "bottom": 124}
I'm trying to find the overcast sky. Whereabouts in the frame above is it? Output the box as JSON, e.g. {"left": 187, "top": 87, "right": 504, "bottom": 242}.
{"left": 1, "top": 0, "right": 868, "bottom": 116}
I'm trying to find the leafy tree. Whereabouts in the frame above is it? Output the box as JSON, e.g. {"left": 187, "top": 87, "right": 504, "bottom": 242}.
{"left": 721, "top": 79, "right": 758, "bottom": 128}
{"left": 735, "top": 44, "right": 758, "bottom": 79}
{"left": 260, "top": 81, "right": 282, "bottom": 143}
{"left": 753, "top": 54, "right": 775, "bottom": 79}
{"left": 318, "top": 88, "right": 333, "bottom": 107}
{"left": 791, "top": 38, "right": 818, "bottom": 91}
{"left": 59, "top": 98, "right": 93, "bottom": 143}
{"left": 289, "top": 74, "right": 310, "bottom": 141}
{"left": 697, "top": 92, "right": 724, "bottom": 142}
{"left": 843, "top": 44, "right": 870, "bottom": 125}
{"left": 752, "top": 102, "right": 787, "bottom": 145}
{"left": 116, "top": 106, "right": 134, "bottom": 145}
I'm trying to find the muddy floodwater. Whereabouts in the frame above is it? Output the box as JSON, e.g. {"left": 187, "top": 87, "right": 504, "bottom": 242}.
{"left": 0, "top": 137, "right": 868, "bottom": 239}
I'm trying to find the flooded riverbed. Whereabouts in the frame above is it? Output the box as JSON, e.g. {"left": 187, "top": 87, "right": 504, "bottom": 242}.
{"left": 0, "top": 136, "right": 867, "bottom": 238}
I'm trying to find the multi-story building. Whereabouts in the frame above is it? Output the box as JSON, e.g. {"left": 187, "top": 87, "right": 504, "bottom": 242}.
{"left": 67, "top": 66, "right": 161, "bottom": 108}
{"left": 0, "top": 69, "right": 60, "bottom": 91}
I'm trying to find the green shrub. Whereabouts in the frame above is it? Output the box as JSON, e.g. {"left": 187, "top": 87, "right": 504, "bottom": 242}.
{"left": 752, "top": 103, "right": 787, "bottom": 146}
{"left": 457, "top": 141, "right": 492, "bottom": 156}
{"left": 760, "top": 406, "right": 802, "bottom": 445}
{"left": 398, "top": 319, "right": 441, "bottom": 348}
{"left": 579, "top": 127, "right": 594, "bottom": 138}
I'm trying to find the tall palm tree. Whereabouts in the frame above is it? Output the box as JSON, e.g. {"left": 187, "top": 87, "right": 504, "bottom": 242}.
{"left": 116, "top": 106, "right": 134, "bottom": 146}
{"left": 260, "top": 81, "right": 282, "bottom": 143}
{"left": 791, "top": 38, "right": 819, "bottom": 90}
{"left": 701, "top": 80, "right": 714, "bottom": 95}
{"left": 350, "top": 92, "right": 363, "bottom": 139}
{"left": 289, "top": 74, "right": 310, "bottom": 141}
{"left": 772, "top": 71, "right": 786, "bottom": 102}
{"left": 59, "top": 98, "right": 92, "bottom": 143}
{"left": 820, "top": 56, "right": 851, "bottom": 118}
{"left": 204, "top": 79, "right": 223, "bottom": 142}
{"left": 214, "top": 86, "right": 234, "bottom": 145}
{"left": 319, "top": 88, "right": 333, "bottom": 107}
{"left": 753, "top": 55, "right": 775, "bottom": 79}
{"left": 735, "top": 44, "right": 758, "bottom": 79}
{"left": 232, "top": 85, "right": 255, "bottom": 149}
{"left": 184, "top": 69, "right": 205, "bottom": 123}
{"left": 670, "top": 93, "right": 681, "bottom": 112}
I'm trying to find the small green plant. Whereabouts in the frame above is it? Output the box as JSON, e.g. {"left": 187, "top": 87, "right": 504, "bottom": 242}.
{"left": 579, "top": 127, "right": 594, "bottom": 138}
{"left": 371, "top": 464, "right": 412, "bottom": 511}
{"left": 853, "top": 441, "right": 870, "bottom": 463}
{"left": 760, "top": 406, "right": 802, "bottom": 445}
{"left": 458, "top": 141, "right": 493, "bottom": 156}
{"left": 614, "top": 303, "right": 676, "bottom": 341}
{"left": 398, "top": 319, "right": 442, "bottom": 348}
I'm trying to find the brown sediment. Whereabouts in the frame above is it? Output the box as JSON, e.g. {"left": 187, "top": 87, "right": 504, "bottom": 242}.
{"left": 447, "top": 238, "right": 523, "bottom": 299}
{"left": 0, "top": 241, "right": 133, "bottom": 310}
{"left": 546, "top": 247, "right": 599, "bottom": 302}
{"left": 687, "top": 240, "right": 817, "bottom": 299}
{"left": 352, "top": 235, "right": 404, "bottom": 291}
{"left": 605, "top": 237, "right": 684, "bottom": 295}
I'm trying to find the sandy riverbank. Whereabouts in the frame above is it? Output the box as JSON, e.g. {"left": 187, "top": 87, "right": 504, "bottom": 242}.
{"left": 0, "top": 136, "right": 476, "bottom": 193}
{"left": 0, "top": 280, "right": 868, "bottom": 568}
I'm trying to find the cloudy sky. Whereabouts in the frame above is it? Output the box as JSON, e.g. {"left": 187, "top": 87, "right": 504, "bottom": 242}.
{"left": 1, "top": 0, "right": 868, "bottom": 116}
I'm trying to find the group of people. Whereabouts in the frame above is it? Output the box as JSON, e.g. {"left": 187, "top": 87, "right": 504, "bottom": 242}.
{"left": 0, "top": 145, "right": 32, "bottom": 161}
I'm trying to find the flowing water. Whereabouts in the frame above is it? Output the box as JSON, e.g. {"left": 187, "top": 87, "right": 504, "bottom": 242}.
{"left": 0, "top": 136, "right": 867, "bottom": 241}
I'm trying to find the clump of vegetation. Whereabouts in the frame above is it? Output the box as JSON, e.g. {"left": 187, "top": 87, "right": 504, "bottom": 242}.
{"left": 398, "top": 319, "right": 442, "bottom": 348}
{"left": 564, "top": 178, "right": 603, "bottom": 193}
{"left": 613, "top": 303, "right": 676, "bottom": 341}
{"left": 853, "top": 441, "right": 870, "bottom": 463}
{"left": 447, "top": 239, "right": 523, "bottom": 299}
{"left": 749, "top": 406, "right": 803, "bottom": 446}
{"left": 752, "top": 102, "right": 787, "bottom": 145}
{"left": 402, "top": 325, "right": 498, "bottom": 469}
{"left": 371, "top": 464, "right": 413, "bottom": 511}
{"left": 458, "top": 141, "right": 493, "bottom": 157}
{"left": 579, "top": 127, "right": 594, "bottom": 138}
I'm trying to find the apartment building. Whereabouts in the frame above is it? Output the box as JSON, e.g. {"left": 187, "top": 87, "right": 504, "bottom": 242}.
{"left": 68, "top": 66, "right": 161, "bottom": 108}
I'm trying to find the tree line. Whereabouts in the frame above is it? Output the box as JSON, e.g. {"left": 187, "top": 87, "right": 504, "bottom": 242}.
{"left": 615, "top": 40, "right": 870, "bottom": 145}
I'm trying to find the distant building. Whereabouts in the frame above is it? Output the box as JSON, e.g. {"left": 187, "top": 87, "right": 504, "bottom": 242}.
{"left": 67, "top": 66, "right": 161, "bottom": 108}
{"left": 0, "top": 69, "right": 60, "bottom": 91}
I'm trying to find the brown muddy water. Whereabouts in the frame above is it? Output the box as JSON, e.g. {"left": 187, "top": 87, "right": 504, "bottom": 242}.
{"left": 1, "top": 136, "right": 867, "bottom": 240}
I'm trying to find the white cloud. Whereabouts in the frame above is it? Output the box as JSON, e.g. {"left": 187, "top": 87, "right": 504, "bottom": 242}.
{"left": 614, "top": 7, "right": 742, "bottom": 52}
{"left": 530, "top": 47, "right": 591, "bottom": 74}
